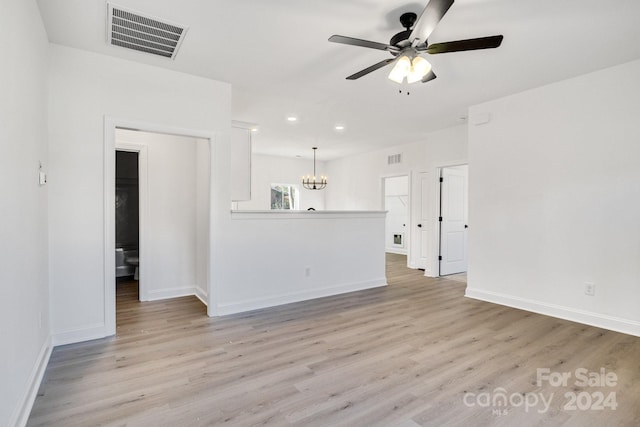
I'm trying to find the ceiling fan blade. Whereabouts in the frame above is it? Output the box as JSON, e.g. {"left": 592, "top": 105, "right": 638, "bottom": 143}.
{"left": 409, "top": 0, "right": 455, "bottom": 44}
{"left": 421, "top": 70, "right": 437, "bottom": 83}
{"left": 346, "top": 58, "right": 396, "bottom": 80}
{"left": 329, "top": 35, "right": 392, "bottom": 51}
{"left": 426, "top": 35, "right": 504, "bottom": 54}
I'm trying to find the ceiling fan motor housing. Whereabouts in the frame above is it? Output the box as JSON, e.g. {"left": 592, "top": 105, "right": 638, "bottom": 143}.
{"left": 399, "top": 12, "right": 417, "bottom": 29}
{"left": 390, "top": 12, "right": 418, "bottom": 49}
{"left": 390, "top": 30, "right": 412, "bottom": 48}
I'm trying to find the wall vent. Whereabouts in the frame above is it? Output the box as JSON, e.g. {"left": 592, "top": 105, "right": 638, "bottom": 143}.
{"left": 387, "top": 153, "right": 402, "bottom": 165}
{"left": 106, "top": 3, "right": 188, "bottom": 60}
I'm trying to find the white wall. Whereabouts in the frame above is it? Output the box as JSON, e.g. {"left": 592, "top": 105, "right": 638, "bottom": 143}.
{"left": 230, "top": 127, "right": 251, "bottom": 201}
{"left": 325, "top": 126, "right": 467, "bottom": 211}
{"left": 467, "top": 59, "right": 640, "bottom": 336}
{"left": 0, "top": 1, "right": 51, "bottom": 425}
{"left": 235, "top": 154, "right": 326, "bottom": 210}
{"left": 46, "top": 43, "right": 384, "bottom": 347}
{"left": 115, "top": 129, "right": 209, "bottom": 302}
{"left": 324, "top": 125, "right": 468, "bottom": 272}
{"left": 220, "top": 211, "right": 387, "bottom": 314}
{"left": 47, "top": 45, "right": 231, "bottom": 344}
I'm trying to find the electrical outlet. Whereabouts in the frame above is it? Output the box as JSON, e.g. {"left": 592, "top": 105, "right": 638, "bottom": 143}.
{"left": 584, "top": 283, "right": 596, "bottom": 296}
{"left": 305, "top": 267, "right": 311, "bottom": 277}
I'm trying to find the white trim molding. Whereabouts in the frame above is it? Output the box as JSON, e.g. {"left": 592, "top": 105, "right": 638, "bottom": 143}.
{"left": 217, "top": 279, "right": 387, "bottom": 316}
{"left": 465, "top": 288, "right": 640, "bottom": 337}
{"left": 52, "top": 323, "right": 108, "bottom": 347}
{"left": 195, "top": 286, "right": 208, "bottom": 306}
{"left": 10, "top": 336, "right": 52, "bottom": 427}
{"left": 231, "top": 210, "right": 386, "bottom": 220}
{"left": 146, "top": 286, "right": 199, "bottom": 302}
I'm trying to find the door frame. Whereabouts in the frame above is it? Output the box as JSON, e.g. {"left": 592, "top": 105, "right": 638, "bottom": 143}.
{"left": 115, "top": 143, "right": 147, "bottom": 300}
{"left": 435, "top": 162, "right": 469, "bottom": 277}
{"left": 381, "top": 174, "right": 411, "bottom": 256}
{"left": 380, "top": 173, "right": 412, "bottom": 265}
{"left": 410, "top": 171, "right": 431, "bottom": 271}
{"left": 104, "top": 116, "right": 217, "bottom": 336}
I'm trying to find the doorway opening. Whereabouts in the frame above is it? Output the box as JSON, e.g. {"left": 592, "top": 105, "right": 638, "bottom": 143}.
{"left": 105, "top": 118, "right": 215, "bottom": 336}
{"left": 383, "top": 175, "right": 409, "bottom": 256}
{"left": 115, "top": 150, "right": 140, "bottom": 301}
{"left": 438, "top": 165, "right": 468, "bottom": 276}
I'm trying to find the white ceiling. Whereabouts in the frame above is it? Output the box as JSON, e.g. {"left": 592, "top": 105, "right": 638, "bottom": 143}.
{"left": 37, "top": 0, "right": 640, "bottom": 160}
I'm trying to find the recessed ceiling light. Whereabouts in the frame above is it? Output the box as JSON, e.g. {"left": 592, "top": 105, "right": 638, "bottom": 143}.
{"left": 286, "top": 116, "right": 298, "bottom": 122}
{"left": 250, "top": 127, "right": 259, "bottom": 132}
{"left": 335, "top": 125, "right": 345, "bottom": 131}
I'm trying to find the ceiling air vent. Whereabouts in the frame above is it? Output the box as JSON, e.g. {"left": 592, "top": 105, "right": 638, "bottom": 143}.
{"left": 388, "top": 153, "right": 402, "bottom": 165}
{"left": 106, "top": 3, "right": 188, "bottom": 60}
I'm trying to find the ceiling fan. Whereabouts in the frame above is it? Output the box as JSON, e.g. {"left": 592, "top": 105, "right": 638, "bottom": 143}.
{"left": 329, "top": 0, "right": 503, "bottom": 84}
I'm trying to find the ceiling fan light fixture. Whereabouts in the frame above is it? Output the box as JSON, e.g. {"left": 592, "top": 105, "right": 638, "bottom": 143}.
{"left": 388, "top": 55, "right": 411, "bottom": 83}
{"left": 330, "top": 1, "right": 504, "bottom": 85}
{"left": 407, "top": 56, "right": 432, "bottom": 83}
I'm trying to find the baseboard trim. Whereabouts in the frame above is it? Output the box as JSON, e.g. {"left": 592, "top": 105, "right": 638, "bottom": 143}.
{"left": 465, "top": 288, "right": 640, "bottom": 337}
{"left": 385, "top": 249, "right": 408, "bottom": 255}
{"left": 146, "top": 286, "right": 197, "bottom": 302}
{"left": 194, "top": 286, "right": 208, "bottom": 306}
{"left": 11, "top": 335, "right": 52, "bottom": 427}
{"left": 52, "top": 323, "right": 108, "bottom": 347}
{"left": 51, "top": 286, "right": 207, "bottom": 348}
{"left": 217, "top": 278, "right": 388, "bottom": 316}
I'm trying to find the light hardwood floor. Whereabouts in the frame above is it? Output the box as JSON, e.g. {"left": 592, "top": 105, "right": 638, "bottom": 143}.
{"left": 28, "top": 254, "right": 640, "bottom": 426}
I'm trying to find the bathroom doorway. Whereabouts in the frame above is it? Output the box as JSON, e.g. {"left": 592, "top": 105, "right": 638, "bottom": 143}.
{"left": 113, "top": 128, "right": 210, "bottom": 311}
{"left": 115, "top": 150, "right": 140, "bottom": 299}
{"left": 105, "top": 118, "right": 215, "bottom": 336}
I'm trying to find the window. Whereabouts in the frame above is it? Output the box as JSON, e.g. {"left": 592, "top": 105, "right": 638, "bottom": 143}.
{"left": 270, "top": 184, "right": 299, "bottom": 210}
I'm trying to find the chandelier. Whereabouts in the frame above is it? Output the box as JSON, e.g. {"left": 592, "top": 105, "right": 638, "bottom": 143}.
{"left": 302, "top": 147, "right": 327, "bottom": 190}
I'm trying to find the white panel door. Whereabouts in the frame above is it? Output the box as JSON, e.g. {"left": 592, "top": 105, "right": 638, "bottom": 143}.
{"left": 415, "top": 172, "right": 430, "bottom": 270}
{"left": 440, "top": 167, "right": 468, "bottom": 275}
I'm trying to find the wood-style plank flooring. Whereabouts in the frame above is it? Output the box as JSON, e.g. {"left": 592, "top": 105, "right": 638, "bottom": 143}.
{"left": 28, "top": 254, "right": 640, "bottom": 426}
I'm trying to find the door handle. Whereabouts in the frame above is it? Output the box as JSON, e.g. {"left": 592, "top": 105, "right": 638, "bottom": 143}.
{"left": 464, "top": 224, "right": 468, "bottom": 228}
{"left": 417, "top": 224, "right": 422, "bottom": 228}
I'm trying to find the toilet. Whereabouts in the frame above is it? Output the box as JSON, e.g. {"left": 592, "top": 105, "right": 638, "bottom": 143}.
{"left": 125, "top": 255, "right": 139, "bottom": 280}
{"left": 115, "top": 247, "right": 138, "bottom": 279}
